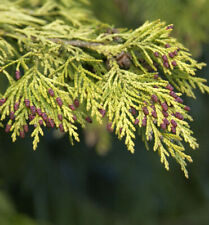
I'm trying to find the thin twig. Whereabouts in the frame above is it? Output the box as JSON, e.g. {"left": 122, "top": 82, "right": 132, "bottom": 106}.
{"left": 49, "top": 38, "right": 103, "bottom": 48}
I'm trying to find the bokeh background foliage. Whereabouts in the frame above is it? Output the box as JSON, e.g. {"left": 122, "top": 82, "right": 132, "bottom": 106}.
{"left": 0, "top": 0, "right": 209, "bottom": 224}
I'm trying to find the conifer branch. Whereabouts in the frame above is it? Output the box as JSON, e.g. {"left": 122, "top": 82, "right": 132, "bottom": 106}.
{"left": 0, "top": 0, "right": 208, "bottom": 177}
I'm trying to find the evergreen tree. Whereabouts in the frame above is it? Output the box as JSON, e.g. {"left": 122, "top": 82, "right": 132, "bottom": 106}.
{"left": 0, "top": 0, "right": 209, "bottom": 177}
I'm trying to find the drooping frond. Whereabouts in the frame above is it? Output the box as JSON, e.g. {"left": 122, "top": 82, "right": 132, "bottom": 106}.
{"left": 0, "top": 0, "right": 208, "bottom": 177}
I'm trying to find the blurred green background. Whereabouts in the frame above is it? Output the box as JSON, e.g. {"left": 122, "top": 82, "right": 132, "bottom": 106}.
{"left": 1, "top": 0, "right": 209, "bottom": 224}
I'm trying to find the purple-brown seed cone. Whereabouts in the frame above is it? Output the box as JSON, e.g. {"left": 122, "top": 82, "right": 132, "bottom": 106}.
{"left": 14, "top": 102, "right": 19, "bottom": 111}
{"left": 170, "top": 91, "right": 177, "bottom": 98}
{"left": 154, "top": 74, "right": 159, "bottom": 79}
{"left": 172, "top": 61, "right": 177, "bottom": 67}
{"left": 29, "top": 114, "right": 35, "bottom": 121}
{"left": 142, "top": 117, "right": 147, "bottom": 127}
{"left": 161, "top": 102, "right": 168, "bottom": 111}
{"left": 176, "top": 97, "right": 183, "bottom": 104}
{"left": 106, "top": 122, "right": 113, "bottom": 132}
{"left": 69, "top": 104, "right": 76, "bottom": 111}
{"left": 162, "top": 110, "right": 169, "bottom": 118}
{"left": 184, "top": 106, "right": 191, "bottom": 111}
{"left": 163, "top": 118, "right": 170, "bottom": 126}
{"left": 142, "top": 106, "right": 149, "bottom": 115}
{"left": 171, "top": 119, "right": 177, "bottom": 128}
{"left": 0, "top": 98, "right": 6, "bottom": 106}
{"left": 56, "top": 97, "right": 63, "bottom": 107}
{"left": 23, "top": 124, "right": 29, "bottom": 133}
{"left": 39, "top": 120, "right": 43, "bottom": 126}
{"left": 165, "top": 44, "right": 171, "bottom": 48}
{"left": 24, "top": 99, "right": 30, "bottom": 108}
{"left": 30, "top": 106, "right": 36, "bottom": 115}
{"left": 151, "top": 94, "right": 158, "bottom": 103}
{"left": 175, "top": 112, "right": 184, "bottom": 120}
{"left": 48, "top": 88, "right": 55, "bottom": 97}
{"left": 130, "top": 107, "right": 137, "bottom": 116}
{"left": 154, "top": 52, "right": 159, "bottom": 57}
{"left": 160, "top": 123, "right": 166, "bottom": 130}
{"left": 163, "top": 61, "right": 170, "bottom": 68}
{"left": 162, "top": 55, "right": 168, "bottom": 61}
{"left": 72, "top": 115, "right": 77, "bottom": 121}
{"left": 41, "top": 112, "right": 48, "bottom": 121}
{"left": 85, "top": 116, "right": 92, "bottom": 123}
{"left": 151, "top": 105, "right": 156, "bottom": 110}
{"left": 59, "top": 124, "right": 64, "bottom": 132}
{"left": 166, "top": 84, "right": 174, "bottom": 91}
{"left": 98, "top": 108, "right": 106, "bottom": 117}
{"left": 173, "top": 50, "right": 178, "bottom": 56}
{"left": 20, "top": 130, "right": 25, "bottom": 138}
{"left": 166, "top": 25, "right": 174, "bottom": 30}
{"left": 58, "top": 114, "right": 63, "bottom": 121}
{"left": 73, "top": 99, "right": 79, "bottom": 108}
{"left": 48, "top": 118, "right": 55, "bottom": 128}
{"left": 15, "top": 70, "right": 21, "bottom": 80}
{"left": 152, "top": 110, "right": 157, "bottom": 118}
{"left": 169, "top": 52, "right": 174, "bottom": 58}
{"left": 171, "top": 127, "right": 176, "bottom": 134}
{"left": 5, "top": 124, "right": 11, "bottom": 133}
{"left": 10, "top": 111, "right": 15, "bottom": 120}
{"left": 36, "top": 108, "right": 42, "bottom": 116}
{"left": 134, "top": 118, "right": 139, "bottom": 125}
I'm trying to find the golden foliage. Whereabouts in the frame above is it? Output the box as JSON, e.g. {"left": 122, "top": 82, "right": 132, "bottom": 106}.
{"left": 0, "top": 0, "right": 208, "bottom": 177}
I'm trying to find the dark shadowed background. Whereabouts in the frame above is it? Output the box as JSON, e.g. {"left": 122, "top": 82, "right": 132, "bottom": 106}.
{"left": 0, "top": 0, "right": 209, "bottom": 224}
